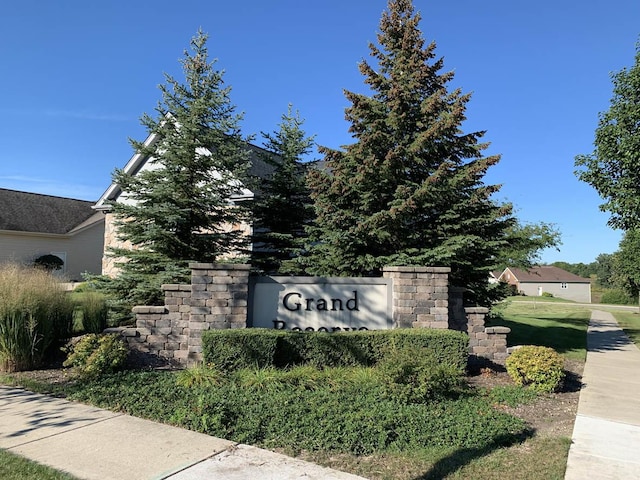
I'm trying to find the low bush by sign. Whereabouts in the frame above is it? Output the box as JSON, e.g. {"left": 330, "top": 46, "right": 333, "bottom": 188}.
{"left": 202, "top": 328, "right": 469, "bottom": 372}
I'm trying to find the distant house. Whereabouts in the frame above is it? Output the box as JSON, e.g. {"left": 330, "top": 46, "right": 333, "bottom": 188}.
{"left": 488, "top": 270, "right": 502, "bottom": 284}
{"left": 499, "top": 266, "right": 592, "bottom": 303}
{"left": 93, "top": 131, "right": 278, "bottom": 277}
{"left": 0, "top": 189, "right": 105, "bottom": 281}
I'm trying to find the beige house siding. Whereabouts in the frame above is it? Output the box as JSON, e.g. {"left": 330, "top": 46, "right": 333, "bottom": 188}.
{"left": 500, "top": 267, "right": 592, "bottom": 303}
{"left": 95, "top": 135, "right": 277, "bottom": 278}
{"left": 0, "top": 221, "right": 104, "bottom": 281}
{"left": 101, "top": 212, "right": 252, "bottom": 277}
{"left": 517, "top": 281, "right": 591, "bottom": 303}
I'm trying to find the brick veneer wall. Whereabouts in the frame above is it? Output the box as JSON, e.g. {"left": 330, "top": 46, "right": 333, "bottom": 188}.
{"left": 122, "top": 263, "right": 510, "bottom": 366}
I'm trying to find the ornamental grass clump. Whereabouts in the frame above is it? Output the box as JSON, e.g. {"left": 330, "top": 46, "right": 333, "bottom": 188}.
{"left": 0, "top": 264, "right": 74, "bottom": 372}
{"left": 74, "top": 291, "right": 109, "bottom": 334}
{"left": 506, "top": 345, "right": 565, "bottom": 393}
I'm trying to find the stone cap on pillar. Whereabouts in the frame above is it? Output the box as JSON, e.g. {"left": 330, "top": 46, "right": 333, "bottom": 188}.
{"left": 382, "top": 266, "right": 451, "bottom": 273}
{"left": 189, "top": 263, "right": 251, "bottom": 270}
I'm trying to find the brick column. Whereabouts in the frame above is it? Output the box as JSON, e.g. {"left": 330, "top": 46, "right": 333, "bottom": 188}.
{"left": 383, "top": 266, "right": 450, "bottom": 329}
{"left": 161, "top": 284, "right": 191, "bottom": 363}
{"left": 124, "top": 283, "right": 192, "bottom": 365}
{"left": 466, "top": 306, "right": 511, "bottom": 365}
{"left": 188, "top": 263, "right": 250, "bottom": 364}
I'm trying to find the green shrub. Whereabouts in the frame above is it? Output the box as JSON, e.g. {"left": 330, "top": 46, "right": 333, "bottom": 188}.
{"left": 377, "top": 344, "right": 465, "bottom": 403}
{"left": 176, "top": 363, "right": 225, "bottom": 388}
{"left": 506, "top": 345, "right": 565, "bottom": 393}
{"left": 600, "top": 289, "right": 634, "bottom": 305}
{"left": 202, "top": 328, "right": 469, "bottom": 372}
{"left": 63, "top": 333, "right": 128, "bottom": 380}
{"left": 202, "top": 329, "right": 283, "bottom": 370}
{"left": 73, "top": 292, "right": 109, "bottom": 334}
{"left": 541, "top": 292, "right": 554, "bottom": 298}
{"left": 33, "top": 254, "right": 64, "bottom": 271}
{"left": 0, "top": 264, "right": 74, "bottom": 372}
{"left": 66, "top": 370, "right": 528, "bottom": 456}
{"left": 485, "top": 385, "right": 539, "bottom": 407}
{"left": 369, "top": 329, "right": 469, "bottom": 370}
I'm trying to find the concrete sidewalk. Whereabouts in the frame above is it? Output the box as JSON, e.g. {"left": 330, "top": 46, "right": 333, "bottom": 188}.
{"left": 0, "top": 386, "right": 366, "bottom": 480}
{"left": 565, "top": 310, "right": 640, "bottom": 479}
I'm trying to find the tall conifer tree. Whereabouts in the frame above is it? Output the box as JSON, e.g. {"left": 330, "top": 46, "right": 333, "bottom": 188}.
{"left": 251, "top": 105, "right": 316, "bottom": 274}
{"left": 305, "top": 0, "right": 514, "bottom": 304}
{"left": 108, "top": 30, "right": 251, "bottom": 306}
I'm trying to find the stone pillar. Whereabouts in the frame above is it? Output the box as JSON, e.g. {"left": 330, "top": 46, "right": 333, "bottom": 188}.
{"left": 188, "top": 263, "right": 251, "bottom": 364}
{"left": 383, "top": 266, "right": 450, "bottom": 329}
{"left": 466, "top": 306, "right": 511, "bottom": 365}
{"left": 448, "top": 286, "right": 467, "bottom": 331}
{"left": 161, "top": 284, "right": 191, "bottom": 364}
{"left": 123, "top": 283, "right": 192, "bottom": 365}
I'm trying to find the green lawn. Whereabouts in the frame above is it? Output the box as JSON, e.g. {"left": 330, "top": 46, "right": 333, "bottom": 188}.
{"left": 490, "top": 299, "right": 591, "bottom": 361}
{"left": 504, "top": 295, "right": 578, "bottom": 304}
{"left": 0, "top": 450, "right": 77, "bottom": 480}
{"left": 610, "top": 311, "right": 640, "bottom": 347}
{"left": 503, "top": 295, "right": 640, "bottom": 350}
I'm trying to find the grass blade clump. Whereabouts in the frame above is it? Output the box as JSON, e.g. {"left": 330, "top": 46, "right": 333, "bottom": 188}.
{"left": 74, "top": 291, "right": 109, "bottom": 334}
{"left": 0, "top": 264, "right": 74, "bottom": 372}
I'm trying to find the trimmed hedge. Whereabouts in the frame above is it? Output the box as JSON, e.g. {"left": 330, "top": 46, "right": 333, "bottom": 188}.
{"left": 202, "top": 328, "right": 469, "bottom": 371}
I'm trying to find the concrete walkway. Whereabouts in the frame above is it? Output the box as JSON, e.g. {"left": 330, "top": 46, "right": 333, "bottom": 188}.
{"left": 565, "top": 310, "right": 640, "bottom": 479}
{"left": 0, "top": 386, "right": 366, "bottom": 480}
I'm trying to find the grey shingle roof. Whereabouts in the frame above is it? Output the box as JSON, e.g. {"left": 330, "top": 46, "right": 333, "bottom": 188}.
{"left": 506, "top": 266, "right": 591, "bottom": 283}
{"left": 0, "top": 188, "right": 97, "bottom": 234}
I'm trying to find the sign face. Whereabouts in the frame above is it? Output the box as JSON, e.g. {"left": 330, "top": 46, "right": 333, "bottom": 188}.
{"left": 249, "top": 276, "right": 393, "bottom": 331}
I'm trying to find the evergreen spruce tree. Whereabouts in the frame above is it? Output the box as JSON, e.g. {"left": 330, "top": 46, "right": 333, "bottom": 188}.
{"left": 304, "top": 0, "right": 514, "bottom": 304}
{"left": 250, "top": 105, "right": 316, "bottom": 274}
{"left": 108, "top": 30, "right": 251, "bottom": 307}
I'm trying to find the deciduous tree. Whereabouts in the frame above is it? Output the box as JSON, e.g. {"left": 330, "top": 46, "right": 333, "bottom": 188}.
{"left": 611, "top": 230, "right": 640, "bottom": 308}
{"left": 497, "top": 222, "right": 561, "bottom": 272}
{"left": 575, "top": 43, "right": 640, "bottom": 230}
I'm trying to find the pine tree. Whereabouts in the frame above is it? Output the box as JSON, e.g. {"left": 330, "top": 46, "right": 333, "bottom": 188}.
{"left": 250, "top": 105, "right": 316, "bottom": 274}
{"left": 107, "top": 30, "right": 251, "bottom": 307}
{"left": 304, "top": 0, "right": 514, "bottom": 304}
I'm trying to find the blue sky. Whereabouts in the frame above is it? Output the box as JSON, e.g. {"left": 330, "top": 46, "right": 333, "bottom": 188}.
{"left": 1, "top": 0, "right": 638, "bottom": 264}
